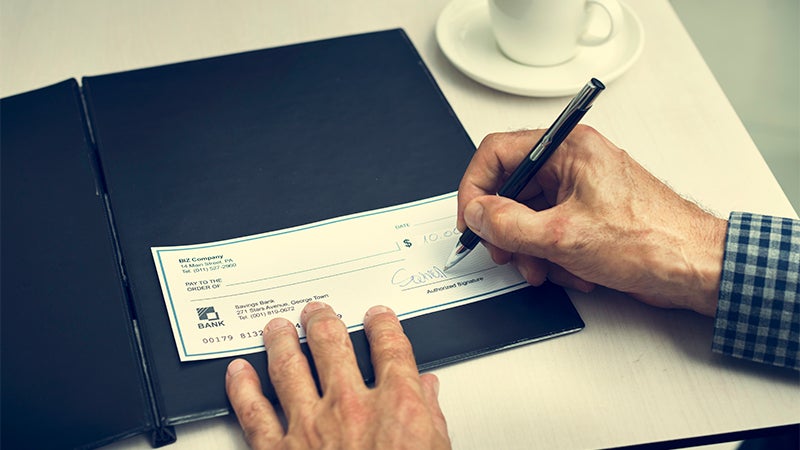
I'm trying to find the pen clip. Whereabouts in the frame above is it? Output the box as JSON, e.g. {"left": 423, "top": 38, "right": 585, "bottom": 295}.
{"left": 528, "top": 134, "right": 551, "bottom": 162}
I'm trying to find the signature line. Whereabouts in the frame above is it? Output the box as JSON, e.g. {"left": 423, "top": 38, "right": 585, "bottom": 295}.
{"left": 401, "top": 267, "right": 498, "bottom": 292}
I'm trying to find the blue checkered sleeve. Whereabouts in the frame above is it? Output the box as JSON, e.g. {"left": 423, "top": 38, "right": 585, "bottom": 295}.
{"left": 713, "top": 212, "right": 800, "bottom": 370}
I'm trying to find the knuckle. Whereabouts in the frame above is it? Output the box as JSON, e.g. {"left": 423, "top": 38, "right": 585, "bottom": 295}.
{"left": 564, "top": 124, "right": 599, "bottom": 153}
{"left": 368, "top": 324, "right": 417, "bottom": 375}
{"left": 488, "top": 202, "right": 523, "bottom": 250}
{"left": 540, "top": 215, "right": 590, "bottom": 260}
{"left": 540, "top": 216, "right": 570, "bottom": 252}
{"left": 264, "top": 322, "right": 296, "bottom": 345}
{"left": 306, "top": 313, "right": 346, "bottom": 343}
{"left": 489, "top": 201, "right": 511, "bottom": 225}
{"left": 237, "top": 400, "right": 273, "bottom": 442}
{"left": 478, "top": 131, "right": 504, "bottom": 149}
{"left": 570, "top": 124, "right": 599, "bottom": 143}
{"left": 567, "top": 124, "right": 626, "bottom": 161}
{"left": 572, "top": 123, "right": 595, "bottom": 136}
{"left": 268, "top": 347, "right": 307, "bottom": 380}
{"left": 373, "top": 334, "right": 413, "bottom": 363}
{"left": 374, "top": 354, "right": 418, "bottom": 384}
{"left": 385, "top": 379, "right": 427, "bottom": 418}
{"left": 479, "top": 130, "right": 536, "bottom": 151}
{"left": 365, "top": 315, "right": 402, "bottom": 341}
{"left": 333, "top": 385, "right": 368, "bottom": 417}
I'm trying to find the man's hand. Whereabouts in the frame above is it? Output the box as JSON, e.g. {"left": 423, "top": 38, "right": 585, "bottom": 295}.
{"left": 225, "top": 302, "right": 450, "bottom": 449}
{"left": 457, "top": 126, "right": 727, "bottom": 316}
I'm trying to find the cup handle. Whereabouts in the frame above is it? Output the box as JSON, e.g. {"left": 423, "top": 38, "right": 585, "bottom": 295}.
{"left": 579, "top": 0, "right": 625, "bottom": 46}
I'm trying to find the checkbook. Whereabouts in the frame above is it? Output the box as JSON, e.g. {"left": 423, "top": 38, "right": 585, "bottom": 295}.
{"left": 152, "top": 192, "right": 527, "bottom": 361}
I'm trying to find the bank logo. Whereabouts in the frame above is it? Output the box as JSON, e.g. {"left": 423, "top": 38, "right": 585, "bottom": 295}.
{"left": 197, "top": 306, "right": 219, "bottom": 321}
{"left": 197, "top": 306, "right": 225, "bottom": 329}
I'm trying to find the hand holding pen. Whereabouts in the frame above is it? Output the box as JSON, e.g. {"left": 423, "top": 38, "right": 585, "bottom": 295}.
{"left": 445, "top": 81, "right": 729, "bottom": 317}
{"left": 444, "top": 78, "right": 606, "bottom": 271}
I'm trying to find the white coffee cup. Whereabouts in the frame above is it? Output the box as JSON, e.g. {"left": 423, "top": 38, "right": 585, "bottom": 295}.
{"left": 488, "top": 0, "right": 625, "bottom": 66}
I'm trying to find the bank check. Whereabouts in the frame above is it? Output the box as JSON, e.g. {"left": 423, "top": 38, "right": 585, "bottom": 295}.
{"left": 152, "top": 192, "right": 527, "bottom": 361}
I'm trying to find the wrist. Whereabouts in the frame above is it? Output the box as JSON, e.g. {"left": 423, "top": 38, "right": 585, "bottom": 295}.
{"left": 682, "top": 212, "right": 727, "bottom": 317}
{"left": 636, "top": 202, "right": 727, "bottom": 317}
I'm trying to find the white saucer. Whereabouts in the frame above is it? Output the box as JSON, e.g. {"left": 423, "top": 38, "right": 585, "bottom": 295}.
{"left": 436, "top": 0, "right": 645, "bottom": 97}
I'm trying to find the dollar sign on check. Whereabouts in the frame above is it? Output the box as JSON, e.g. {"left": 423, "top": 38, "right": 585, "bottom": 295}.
{"left": 403, "top": 239, "right": 412, "bottom": 248}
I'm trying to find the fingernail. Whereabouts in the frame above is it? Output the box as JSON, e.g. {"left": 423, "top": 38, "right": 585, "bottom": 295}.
{"left": 364, "top": 305, "right": 391, "bottom": 322}
{"left": 464, "top": 201, "right": 484, "bottom": 233}
{"left": 366, "top": 305, "right": 390, "bottom": 317}
{"left": 266, "top": 317, "right": 291, "bottom": 332}
{"left": 227, "top": 359, "right": 248, "bottom": 376}
{"left": 303, "top": 301, "right": 327, "bottom": 315}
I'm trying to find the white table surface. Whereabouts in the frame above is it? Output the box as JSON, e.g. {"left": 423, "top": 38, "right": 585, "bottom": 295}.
{"left": 2, "top": 1, "right": 798, "bottom": 449}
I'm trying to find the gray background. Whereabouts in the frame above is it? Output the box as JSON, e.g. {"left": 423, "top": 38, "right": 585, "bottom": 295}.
{"left": 672, "top": 0, "right": 799, "bottom": 215}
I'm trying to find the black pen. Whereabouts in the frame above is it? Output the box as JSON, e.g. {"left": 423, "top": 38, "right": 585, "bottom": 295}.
{"left": 443, "top": 78, "right": 606, "bottom": 271}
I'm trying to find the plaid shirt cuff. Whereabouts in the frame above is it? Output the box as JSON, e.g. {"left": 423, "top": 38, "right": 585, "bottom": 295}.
{"left": 713, "top": 212, "right": 800, "bottom": 370}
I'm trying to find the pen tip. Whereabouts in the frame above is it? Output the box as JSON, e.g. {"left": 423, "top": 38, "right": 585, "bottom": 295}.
{"left": 443, "top": 242, "right": 470, "bottom": 272}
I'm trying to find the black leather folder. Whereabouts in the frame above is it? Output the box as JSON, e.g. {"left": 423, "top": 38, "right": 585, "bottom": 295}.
{"left": 1, "top": 29, "right": 583, "bottom": 449}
